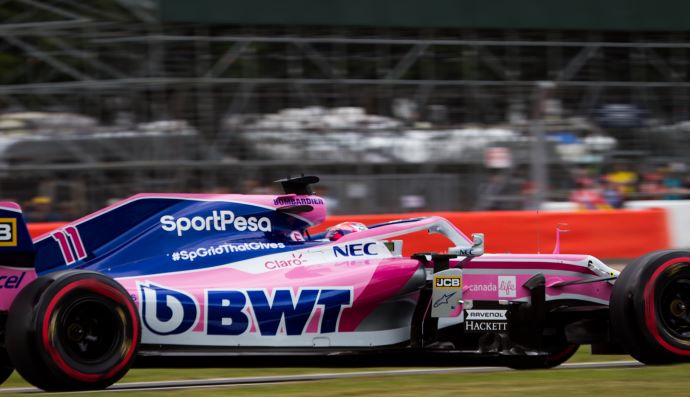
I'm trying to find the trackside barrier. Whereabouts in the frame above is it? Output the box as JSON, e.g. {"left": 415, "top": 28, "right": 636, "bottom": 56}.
{"left": 624, "top": 200, "right": 690, "bottom": 249}
{"left": 544, "top": 200, "right": 690, "bottom": 250}
{"left": 27, "top": 223, "right": 65, "bottom": 240}
{"left": 26, "top": 209, "right": 670, "bottom": 261}
{"left": 311, "top": 209, "right": 670, "bottom": 260}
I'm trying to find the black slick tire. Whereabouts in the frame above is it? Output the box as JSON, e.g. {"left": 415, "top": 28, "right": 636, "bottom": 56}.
{"left": 610, "top": 250, "right": 690, "bottom": 364}
{"left": 5, "top": 271, "right": 140, "bottom": 391}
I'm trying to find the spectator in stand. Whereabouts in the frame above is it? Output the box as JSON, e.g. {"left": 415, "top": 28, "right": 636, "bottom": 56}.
{"left": 605, "top": 163, "right": 638, "bottom": 200}
{"left": 57, "top": 201, "right": 81, "bottom": 221}
{"left": 24, "top": 196, "right": 65, "bottom": 222}
{"left": 601, "top": 178, "right": 624, "bottom": 208}
{"left": 569, "top": 178, "right": 611, "bottom": 210}
{"left": 663, "top": 171, "right": 684, "bottom": 200}
{"left": 684, "top": 173, "right": 690, "bottom": 193}
{"left": 638, "top": 170, "right": 666, "bottom": 200}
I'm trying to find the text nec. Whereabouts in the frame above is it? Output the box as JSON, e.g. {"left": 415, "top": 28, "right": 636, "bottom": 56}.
{"left": 435, "top": 277, "right": 461, "bottom": 288}
{"left": 140, "top": 284, "right": 352, "bottom": 337}
{"left": 332, "top": 243, "right": 376, "bottom": 257}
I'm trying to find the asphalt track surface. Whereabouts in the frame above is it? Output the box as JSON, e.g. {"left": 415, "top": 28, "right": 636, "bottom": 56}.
{"left": 0, "top": 360, "right": 642, "bottom": 394}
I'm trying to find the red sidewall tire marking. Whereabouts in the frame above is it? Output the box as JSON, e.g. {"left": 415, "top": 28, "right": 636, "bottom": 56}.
{"left": 643, "top": 257, "right": 690, "bottom": 357}
{"left": 548, "top": 344, "right": 578, "bottom": 363}
{"left": 40, "top": 279, "right": 139, "bottom": 383}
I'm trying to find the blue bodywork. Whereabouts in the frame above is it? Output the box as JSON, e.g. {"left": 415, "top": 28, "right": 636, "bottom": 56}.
{"left": 33, "top": 197, "right": 324, "bottom": 277}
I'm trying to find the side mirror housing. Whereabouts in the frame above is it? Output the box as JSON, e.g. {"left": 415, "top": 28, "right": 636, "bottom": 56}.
{"left": 448, "top": 233, "right": 484, "bottom": 257}
{"left": 470, "top": 233, "right": 484, "bottom": 256}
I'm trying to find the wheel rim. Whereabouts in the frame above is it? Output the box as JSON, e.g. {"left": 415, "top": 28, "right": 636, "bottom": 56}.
{"left": 659, "top": 276, "right": 690, "bottom": 341}
{"left": 54, "top": 294, "right": 125, "bottom": 367}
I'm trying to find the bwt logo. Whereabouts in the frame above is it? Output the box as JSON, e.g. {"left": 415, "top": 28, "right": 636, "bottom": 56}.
{"left": 332, "top": 243, "right": 376, "bottom": 257}
{"left": 139, "top": 283, "right": 352, "bottom": 336}
{"left": 434, "top": 277, "right": 462, "bottom": 288}
{"left": 140, "top": 283, "right": 199, "bottom": 335}
{"left": 160, "top": 210, "right": 272, "bottom": 236}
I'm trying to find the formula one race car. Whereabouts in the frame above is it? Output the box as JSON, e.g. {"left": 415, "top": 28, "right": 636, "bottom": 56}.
{"left": 0, "top": 176, "right": 688, "bottom": 391}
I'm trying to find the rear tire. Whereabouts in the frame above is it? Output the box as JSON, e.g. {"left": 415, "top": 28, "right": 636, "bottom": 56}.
{"left": 0, "top": 349, "right": 13, "bottom": 385}
{"left": 6, "top": 271, "right": 140, "bottom": 391}
{"left": 610, "top": 250, "right": 690, "bottom": 364}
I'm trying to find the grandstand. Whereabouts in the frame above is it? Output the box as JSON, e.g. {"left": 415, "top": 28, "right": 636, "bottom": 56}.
{"left": 2, "top": 0, "right": 690, "bottom": 215}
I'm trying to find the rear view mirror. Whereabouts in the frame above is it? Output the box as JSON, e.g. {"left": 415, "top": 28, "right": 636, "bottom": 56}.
{"left": 448, "top": 233, "right": 484, "bottom": 257}
{"left": 470, "top": 233, "right": 484, "bottom": 256}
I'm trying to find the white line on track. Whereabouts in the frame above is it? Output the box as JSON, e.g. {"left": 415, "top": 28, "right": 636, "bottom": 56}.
{"left": 0, "top": 360, "right": 643, "bottom": 394}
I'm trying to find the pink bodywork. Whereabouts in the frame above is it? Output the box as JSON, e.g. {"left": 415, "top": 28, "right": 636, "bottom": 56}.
{"left": 461, "top": 257, "right": 613, "bottom": 304}
{"left": 0, "top": 267, "right": 36, "bottom": 311}
{"left": 0, "top": 203, "right": 37, "bottom": 310}
{"left": 113, "top": 216, "right": 616, "bottom": 342}
{"left": 116, "top": 257, "right": 421, "bottom": 334}
{"left": 0, "top": 196, "right": 618, "bottom": 346}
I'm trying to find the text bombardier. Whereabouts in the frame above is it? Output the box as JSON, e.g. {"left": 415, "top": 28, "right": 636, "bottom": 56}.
{"left": 160, "top": 210, "right": 272, "bottom": 236}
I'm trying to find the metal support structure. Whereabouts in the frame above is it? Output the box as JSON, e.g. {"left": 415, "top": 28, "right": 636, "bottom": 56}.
{"left": 3, "top": 3, "right": 690, "bottom": 125}
{"left": 528, "top": 82, "right": 554, "bottom": 211}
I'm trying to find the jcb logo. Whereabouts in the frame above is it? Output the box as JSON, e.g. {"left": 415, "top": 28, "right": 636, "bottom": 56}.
{"left": 435, "top": 276, "right": 461, "bottom": 288}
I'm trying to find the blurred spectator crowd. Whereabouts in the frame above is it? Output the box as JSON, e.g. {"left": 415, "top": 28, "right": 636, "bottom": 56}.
{"left": 8, "top": 106, "right": 690, "bottom": 220}
{"left": 569, "top": 162, "right": 690, "bottom": 210}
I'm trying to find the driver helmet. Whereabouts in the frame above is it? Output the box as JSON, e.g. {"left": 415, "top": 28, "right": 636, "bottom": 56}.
{"left": 325, "top": 221, "right": 368, "bottom": 241}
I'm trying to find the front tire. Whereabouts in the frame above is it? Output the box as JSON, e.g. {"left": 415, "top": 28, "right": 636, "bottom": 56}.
{"left": 6, "top": 271, "right": 140, "bottom": 391}
{"left": 610, "top": 250, "right": 690, "bottom": 364}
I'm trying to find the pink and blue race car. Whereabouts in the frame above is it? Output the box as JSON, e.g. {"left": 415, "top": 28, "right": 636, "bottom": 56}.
{"left": 0, "top": 176, "right": 688, "bottom": 390}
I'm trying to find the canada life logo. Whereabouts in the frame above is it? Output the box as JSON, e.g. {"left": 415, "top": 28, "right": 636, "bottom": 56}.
{"left": 498, "top": 276, "right": 517, "bottom": 298}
